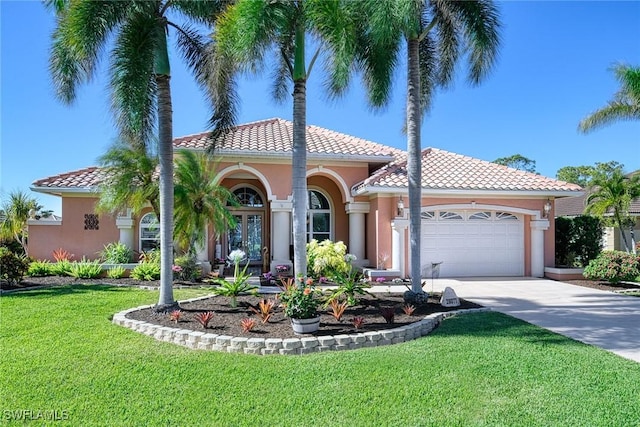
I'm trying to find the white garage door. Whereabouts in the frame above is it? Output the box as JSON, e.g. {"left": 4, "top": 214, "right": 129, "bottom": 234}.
{"left": 421, "top": 210, "right": 524, "bottom": 277}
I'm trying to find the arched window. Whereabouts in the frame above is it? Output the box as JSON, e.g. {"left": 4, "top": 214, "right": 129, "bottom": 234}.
{"left": 139, "top": 212, "right": 159, "bottom": 253}
{"left": 307, "top": 190, "right": 331, "bottom": 242}
{"left": 232, "top": 187, "right": 263, "bottom": 207}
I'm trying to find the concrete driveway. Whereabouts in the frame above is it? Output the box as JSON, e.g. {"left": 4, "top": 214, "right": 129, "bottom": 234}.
{"left": 430, "top": 278, "right": 640, "bottom": 363}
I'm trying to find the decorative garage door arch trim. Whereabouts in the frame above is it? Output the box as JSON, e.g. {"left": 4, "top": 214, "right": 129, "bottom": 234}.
{"left": 421, "top": 203, "right": 543, "bottom": 220}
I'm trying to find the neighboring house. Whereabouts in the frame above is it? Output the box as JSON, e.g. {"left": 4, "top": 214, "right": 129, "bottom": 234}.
{"left": 555, "top": 193, "right": 640, "bottom": 252}
{"left": 28, "top": 118, "right": 582, "bottom": 278}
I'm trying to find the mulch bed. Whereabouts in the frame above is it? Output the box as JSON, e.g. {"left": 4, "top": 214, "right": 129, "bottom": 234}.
{"left": 7, "top": 275, "right": 639, "bottom": 340}
{"left": 126, "top": 292, "right": 482, "bottom": 340}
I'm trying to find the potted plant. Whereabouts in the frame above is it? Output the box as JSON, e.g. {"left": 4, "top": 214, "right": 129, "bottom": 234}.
{"left": 278, "top": 277, "right": 323, "bottom": 334}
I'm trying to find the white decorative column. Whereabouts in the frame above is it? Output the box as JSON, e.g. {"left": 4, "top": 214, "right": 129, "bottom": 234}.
{"left": 346, "top": 202, "right": 370, "bottom": 266}
{"left": 530, "top": 219, "right": 550, "bottom": 277}
{"left": 391, "top": 219, "right": 408, "bottom": 278}
{"left": 115, "top": 210, "right": 134, "bottom": 253}
{"left": 271, "top": 200, "right": 292, "bottom": 272}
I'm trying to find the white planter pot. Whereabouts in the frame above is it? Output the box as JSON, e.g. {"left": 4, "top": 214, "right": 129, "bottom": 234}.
{"left": 290, "top": 316, "right": 321, "bottom": 334}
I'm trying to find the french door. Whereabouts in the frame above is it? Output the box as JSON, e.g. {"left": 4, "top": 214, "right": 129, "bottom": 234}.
{"left": 227, "top": 211, "right": 263, "bottom": 263}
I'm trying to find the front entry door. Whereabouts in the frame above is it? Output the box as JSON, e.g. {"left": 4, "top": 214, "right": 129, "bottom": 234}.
{"left": 228, "top": 212, "right": 263, "bottom": 264}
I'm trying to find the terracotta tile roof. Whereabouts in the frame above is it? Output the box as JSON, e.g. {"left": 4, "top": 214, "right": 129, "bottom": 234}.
{"left": 355, "top": 148, "right": 583, "bottom": 193}
{"left": 174, "top": 118, "right": 403, "bottom": 159}
{"left": 31, "top": 167, "right": 106, "bottom": 190}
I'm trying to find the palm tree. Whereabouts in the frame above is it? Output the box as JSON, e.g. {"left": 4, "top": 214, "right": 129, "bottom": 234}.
{"left": 210, "top": 0, "right": 388, "bottom": 277}
{"left": 585, "top": 169, "right": 640, "bottom": 254}
{"left": 173, "top": 150, "right": 237, "bottom": 257}
{"left": 0, "top": 190, "right": 49, "bottom": 256}
{"left": 360, "top": 0, "right": 501, "bottom": 292}
{"left": 579, "top": 64, "right": 640, "bottom": 133}
{"left": 47, "top": 0, "right": 227, "bottom": 310}
{"left": 96, "top": 138, "right": 160, "bottom": 219}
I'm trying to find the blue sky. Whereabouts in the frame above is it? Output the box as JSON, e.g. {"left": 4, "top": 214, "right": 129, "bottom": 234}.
{"left": 1, "top": 1, "right": 639, "bottom": 215}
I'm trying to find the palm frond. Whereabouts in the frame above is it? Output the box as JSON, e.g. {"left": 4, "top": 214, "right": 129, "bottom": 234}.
{"left": 445, "top": 0, "right": 501, "bottom": 85}
{"left": 171, "top": 0, "right": 230, "bottom": 25}
{"left": 49, "top": 1, "right": 129, "bottom": 104}
{"left": 578, "top": 102, "right": 640, "bottom": 133}
{"left": 109, "top": 10, "right": 158, "bottom": 142}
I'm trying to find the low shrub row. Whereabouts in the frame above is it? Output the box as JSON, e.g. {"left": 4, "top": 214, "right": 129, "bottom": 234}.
{"left": 584, "top": 251, "right": 640, "bottom": 283}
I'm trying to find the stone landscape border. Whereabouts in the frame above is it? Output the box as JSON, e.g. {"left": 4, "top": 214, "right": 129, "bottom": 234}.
{"left": 113, "top": 295, "right": 491, "bottom": 355}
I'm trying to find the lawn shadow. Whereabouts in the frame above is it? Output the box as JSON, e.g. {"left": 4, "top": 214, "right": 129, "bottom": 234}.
{"left": 1, "top": 283, "right": 137, "bottom": 299}
{"left": 436, "top": 311, "right": 588, "bottom": 349}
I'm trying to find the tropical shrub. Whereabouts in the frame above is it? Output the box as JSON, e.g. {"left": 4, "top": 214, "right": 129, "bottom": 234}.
{"left": 52, "top": 248, "right": 74, "bottom": 262}
{"left": 249, "top": 298, "right": 275, "bottom": 323}
{"left": 195, "top": 311, "right": 214, "bottom": 329}
{"left": 130, "top": 262, "right": 161, "bottom": 281}
{"left": 0, "top": 247, "right": 29, "bottom": 284}
{"left": 325, "top": 268, "right": 372, "bottom": 306}
{"left": 583, "top": 251, "right": 640, "bottom": 283}
{"left": 100, "top": 242, "right": 132, "bottom": 264}
{"left": 138, "top": 249, "right": 161, "bottom": 264}
{"left": 106, "top": 265, "right": 127, "bottom": 279}
{"left": 69, "top": 258, "right": 104, "bottom": 279}
{"left": 306, "top": 239, "right": 352, "bottom": 280}
{"left": 51, "top": 259, "right": 73, "bottom": 277}
{"left": 211, "top": 250, "right": 256, "bottom": 307}
{"left": 131, "top": 249, "right": 161, "bottom": 281}
{"left": 173, "top": 254, "right": 201, "bottom": 282}
{"left": 240, "top": 318, "right": 257, "bottom": 333}
{"left": 27, "top": 260, "right": 54, "bottom": 277}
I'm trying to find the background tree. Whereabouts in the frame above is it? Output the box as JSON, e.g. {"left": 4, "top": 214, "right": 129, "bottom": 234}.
{"left": 96, "top": 138, "right": 159, "bottom": 219}
{"left": 493, "top": 154, "right": 537, "bottom": 173}
{"left": 585, "top": 167, "right": 640, "bottom": 253}
{"left": 210, "top": 0, "right": 391, "bottom": 277}
{"left": 579, "top": 64, "right": 640, "bottom": 133}
{"left": 173, "top": 150, "right": 237, "bottom": 258}
{"left": 360, "top": 0, "right": 501, "bottom": 292}
{"left": 47, "top": 0, "right": 226, "bottom": 310}
{"left": 556, "top": 161, "right": 623, "bottom": 187}
{"left": 0, "top": 190, "right": 50, "bottom": 256}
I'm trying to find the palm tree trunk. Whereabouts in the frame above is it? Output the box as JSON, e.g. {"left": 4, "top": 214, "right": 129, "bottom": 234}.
{"left": 291, "top": 23, "right": 307, "bottom": 278}
{"left": 155, "top": 24, "right": 176, "bottom": 309}
{"left": 407, "top": 36, "right": 422, "bottom": 293}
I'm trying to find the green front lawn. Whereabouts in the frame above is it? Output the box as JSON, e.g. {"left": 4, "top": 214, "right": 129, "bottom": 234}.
{"left": 1, "top": 285, "right": 640, "bottom": 426}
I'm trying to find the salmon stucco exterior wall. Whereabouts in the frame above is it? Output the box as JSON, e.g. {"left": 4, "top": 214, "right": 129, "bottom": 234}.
{"left": 28, "top": 197, "right": 119, "bottom": 261}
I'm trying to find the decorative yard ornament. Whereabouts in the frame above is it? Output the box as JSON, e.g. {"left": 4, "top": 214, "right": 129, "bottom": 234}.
{"left": 440, "top": 287, "right": 460, "bottom": 307}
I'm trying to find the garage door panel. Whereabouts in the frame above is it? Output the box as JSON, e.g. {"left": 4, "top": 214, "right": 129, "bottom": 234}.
{"left": 421, "top": 210, "right": 524, "bottom": 277}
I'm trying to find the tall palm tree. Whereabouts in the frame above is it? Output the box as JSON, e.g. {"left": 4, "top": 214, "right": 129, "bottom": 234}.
{"left": 210, "top": 0, "right": 389, "bottom": 277}
{"left": 585, "top": 169, "right": 640, "bottom": 254}
{"left": 173, "top": 150, "right": 237, "bottom": 257}
{"left": 47, "top": 0, "right": 228, "bottom": 310}
{"left": 360, "top": 0, "right": 501, "bottom": 292}
{"left": 96, "top": 138, "right": 160, "bottom": 219}
{"left": 579, "top": 64, "right": 640, "bottom": 133}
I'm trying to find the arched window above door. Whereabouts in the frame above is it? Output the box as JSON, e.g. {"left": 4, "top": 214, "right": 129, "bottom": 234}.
{"left": 232, "top": 187, "right": 263, "bottom": 207}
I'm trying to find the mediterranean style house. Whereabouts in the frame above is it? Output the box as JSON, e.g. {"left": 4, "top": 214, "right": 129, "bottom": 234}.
{"left": 28, "top": 118, "right": 582, "bottom": 278}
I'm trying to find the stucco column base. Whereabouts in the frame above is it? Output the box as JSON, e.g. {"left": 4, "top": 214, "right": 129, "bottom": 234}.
{"left": 530, "top": 219, "right": 550, "bottom": 278}
{"left": 346, "top": 202, "right": 370, "bottom": 262}
{"left": 391, "top": 219, "right": 409, "bottom": 278}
